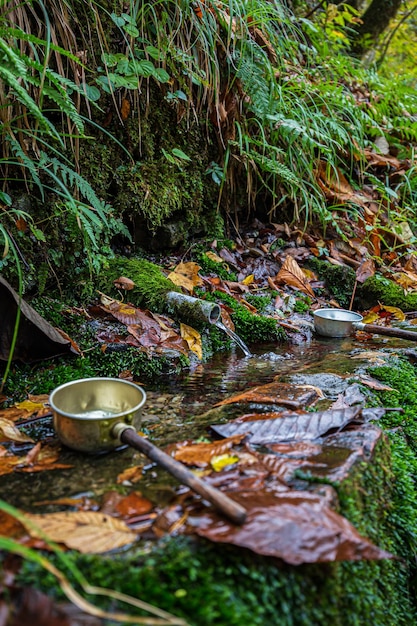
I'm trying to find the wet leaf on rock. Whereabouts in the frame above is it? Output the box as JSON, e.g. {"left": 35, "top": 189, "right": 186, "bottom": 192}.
{"left": 215, "top": 381, "right": 319, "bottom": 409}
{"left": 173, "top": 434, "right": 246, "bottom": 467}
{"left": 210, "top": 407, "right": 363, "bottom": 444}
{"left": 0, "top": 419, "right": 34, "bottom": 444}
{"left": 193, "top": 490, "right": 394, "bottom": 565}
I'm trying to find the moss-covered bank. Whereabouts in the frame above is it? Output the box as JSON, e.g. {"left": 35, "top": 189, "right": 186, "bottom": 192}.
{"left": 17, "top": 356, "right": 417, "bottom": 625}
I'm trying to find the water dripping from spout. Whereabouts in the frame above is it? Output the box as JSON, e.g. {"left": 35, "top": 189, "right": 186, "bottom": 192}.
{"left": 214, "top": 321, "right": 253, "bottom": 357}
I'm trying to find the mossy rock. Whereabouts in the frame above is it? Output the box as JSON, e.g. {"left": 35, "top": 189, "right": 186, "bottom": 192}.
{"left": 306, "top": 258, "right": 356, "bottom": 308}
{"left": 357, "top": 274, "right": 417, "bottom": 311}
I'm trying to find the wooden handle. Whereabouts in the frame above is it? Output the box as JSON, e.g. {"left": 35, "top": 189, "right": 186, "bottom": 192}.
{"left": 357, "top": 323, "right": 417, "bottom": 342}
{"left": 119, "top": 427, "right": 247, "bottom": 525}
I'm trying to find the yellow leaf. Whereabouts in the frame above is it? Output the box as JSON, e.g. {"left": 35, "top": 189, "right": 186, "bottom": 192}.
{"left": 210, "top": 454, "right": 240, "bottom": 472}
{"left": 180, "top": 323, "right": 203, "bottom": 360}
{"left": 205, "top": 251, "right": 224, "bottom": 264}
{"left": 380, "top": 305, "right": 406, "bottom": 321}
{"left": 362, "top": 312, "right": 381, "bottom": 324}
{"left": 242, "top": 274, "right": 255, "bottom": 285}
{"left": 167, "top": 262, "right": 203, "bottom": 293}
{"left": 15, "top": 400, "right": 45, "bottom": 413}
{"left": 24, "top": 511, "right": 137, "bottom": 553}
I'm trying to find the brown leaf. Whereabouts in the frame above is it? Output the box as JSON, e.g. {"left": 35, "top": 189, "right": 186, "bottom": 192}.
{"left": 115, "top": 492, "right": 154, "bottom": 518}
{"left": 210, "top": 407, "right": 362, "bottom": 444}
{"left": 0, "top": 276, "right": 77, "bottom": 362}
{"left": 275, "top": 256, "right": 315, "bottom": 298}
{"left": 173, "top": 434, "right": 246, "bottom": 467}
{"left": 117, "top": 465, "right": 143, "bottom": 484}
{"left": 23, "top": 511, "right": 138, "bottom": 553}
{"left": 355, "top": 258, "right": 375, "bottom": 284}
{"left": 215, "top": 381, "right": 319, "bottom": 409}
{"left": 120, "top": 97, "right": 130, "bottom": 121}
{"left": 0, "top": 418, "right": 34, "bottom": 443}
{"left": 167, "top": 262, "right": 203, "bottom": 293}
{"left": 194, "top": 490, "right": 394, "bottom": 564}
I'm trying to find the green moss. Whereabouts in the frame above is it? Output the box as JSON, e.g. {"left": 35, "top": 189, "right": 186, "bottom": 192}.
{"left": 307, "top": 258, "right": 356, "bottom": 308}
{"left": 197, "top": 252, "right": 238, "bottom": 281}
{"left": 98, "top": 256, "right": 181, "bottom": 310}
{"left": 209, "top": 291, "right": 285, "bottom": 343}
{"left": 358, "top": 274, "right": 417, "bottom": 311}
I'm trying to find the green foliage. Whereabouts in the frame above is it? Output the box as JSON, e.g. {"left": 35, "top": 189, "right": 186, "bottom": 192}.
{"left": 210, "top": 291, "right": 284, "bottom": 343}
{"left": 197, "top": 252, "right": 237, "bottom": 281}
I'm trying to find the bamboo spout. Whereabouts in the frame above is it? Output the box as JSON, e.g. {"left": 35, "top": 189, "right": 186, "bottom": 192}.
{"left": 165, "top": 292, "right": 221, "bottom": 325}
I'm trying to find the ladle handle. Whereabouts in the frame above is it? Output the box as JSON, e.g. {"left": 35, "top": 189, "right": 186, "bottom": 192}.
{"left": 355, "top": 322, "right": 417, "bottom": 341}
{"left": 118, "top": 426, "right": 247, "bottom": 525}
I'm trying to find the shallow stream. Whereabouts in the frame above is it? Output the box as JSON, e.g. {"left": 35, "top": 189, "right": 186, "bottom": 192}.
{"left": 0, "top": 333, "right": 411, "bottom": 512}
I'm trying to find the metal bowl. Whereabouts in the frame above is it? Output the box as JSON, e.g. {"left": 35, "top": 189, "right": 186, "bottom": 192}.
{"left": 50, "top": 377, "right": 146, "bottom": 453}
{"left": 313, "top": 308, "right": 363, "bottom": 338}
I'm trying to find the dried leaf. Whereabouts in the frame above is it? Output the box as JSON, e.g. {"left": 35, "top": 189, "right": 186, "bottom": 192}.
{"left": 205, "top": 251, "right": 225, "bottom": 265}
{"left": 23, "top": 511, "right": 138, "bottom": 553}
{"left": 114, "top": 492, "right": 154, "bottom": 518}
{"left": 120, "top": 97, "right": 130, "bottom": 121}
{"left": 0, "top": 276, "right": 77, "bottom": 362}
{"left": 15, "top": 399, "right": 45, "bottom": 414}
{"left": 117, "top": 465, "right": 143, "bottom": 484}
{"left": 180, "top": 323, "right": 202, "bottom": 360}
{"left": 167, "top": 262, "right": 203, "bottom": 293}
{"left": 0, "top": 418, "right": 34, "bottom": 443}
{"left": 356, "top": 258, "right": 375, "bottom": 284}
{"left": 276, "top": 256, "right": 315, "bottom": 298}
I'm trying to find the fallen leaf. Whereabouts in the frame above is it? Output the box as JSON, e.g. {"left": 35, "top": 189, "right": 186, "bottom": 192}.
{"left": 356, "top": 258, "right": 375, "bottom": 284}
{"left": 23, "top": 511, "right": 138, "bottom": 553}
{"left": 210, "top": 407, "right": 362, "bottom": 444}
{"left": 167, "top": 262, "right": 203, "bottom": 293}
{"left": 113, "top": 276, "right": 135, "bottom": 290}
{"left": 205, "top": 251, "right": 225, "bottom": 265}
{"left": 117, "top": 465, "right": 143, "bottom": 484}
{"left": 173, "top": 434, "right": 246, "bottom": 467}
{"left": 180, "top": 323, "right": 202, "bottom": 360}
{"left": 194, "top": 490, "right": 394, "bottom": 564}
{"left": 0, "top": 418, "right": 34, "bottom": 443}
{"left": 15, "top": 399, "right": 46, "bottom": 414}
{"left": 275, "top": 256, "right": 315, "bottom": 298}
{"left": 215, "top": 381, "right": 319, "bottom": 409}
{"left": 210, "top": 454, "right": 240, "bottom": 472}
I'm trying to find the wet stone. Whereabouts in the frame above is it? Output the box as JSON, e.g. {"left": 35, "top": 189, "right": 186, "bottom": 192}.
{"left": 289, "top": 373, "right": 349, "bottom": 399}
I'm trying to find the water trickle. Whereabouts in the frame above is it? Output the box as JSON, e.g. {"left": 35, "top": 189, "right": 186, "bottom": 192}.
{"left": 214, "top": 321, "right": 253, "bottom": 357}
